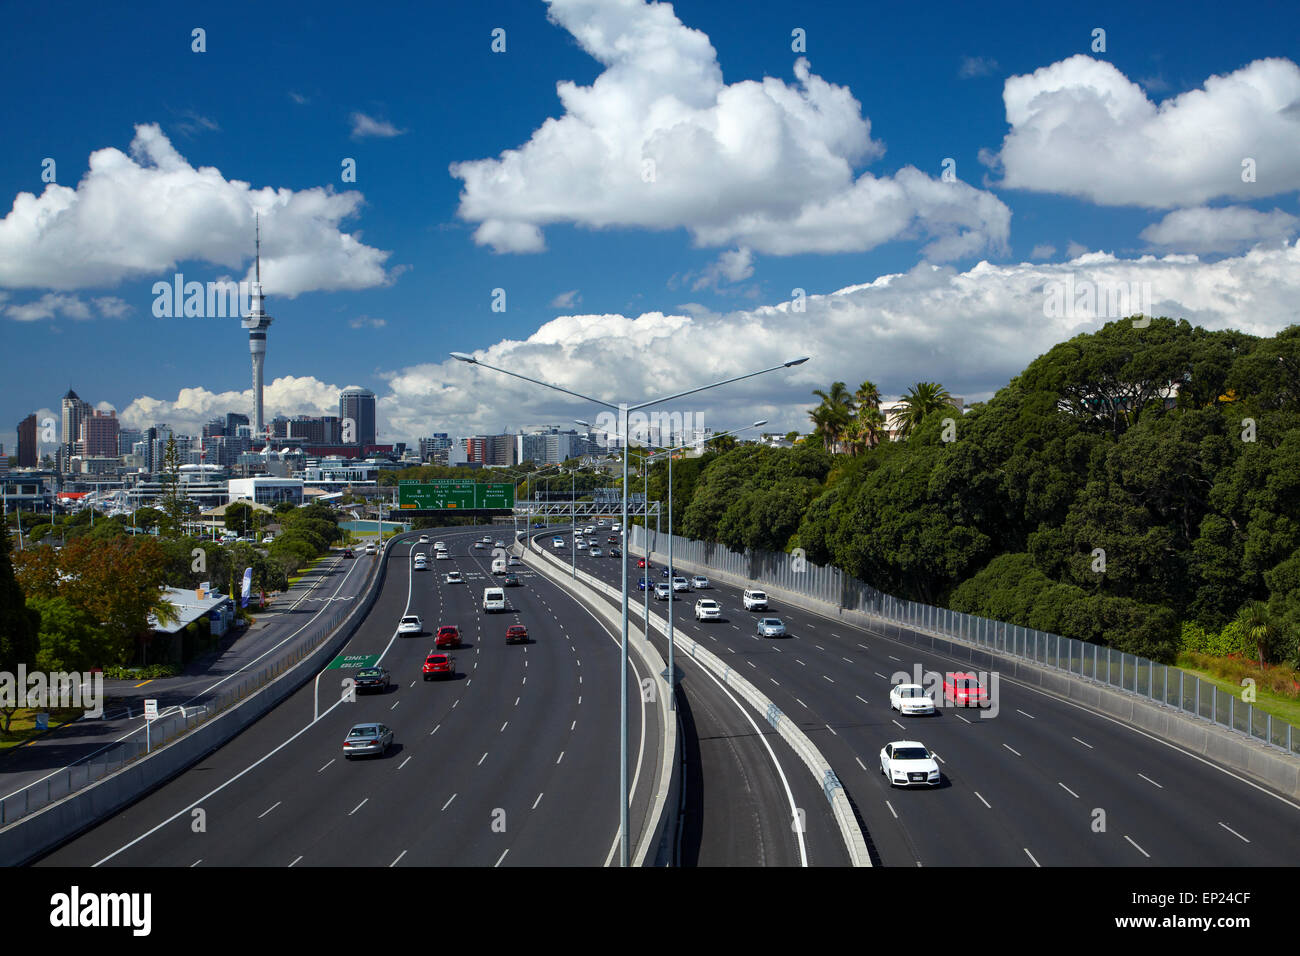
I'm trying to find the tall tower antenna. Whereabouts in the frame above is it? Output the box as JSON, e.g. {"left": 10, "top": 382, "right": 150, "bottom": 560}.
{"left": 241, "top": 213, "right": 274, "bottom": 441}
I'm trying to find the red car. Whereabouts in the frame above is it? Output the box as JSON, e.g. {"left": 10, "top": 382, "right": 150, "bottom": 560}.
{"left": 436, "top": 625, "right": 462, "bottom": 649}
{"left": 943, "top": 672, "right": 988, "bottom": 706}
{"left": 423, "top": 653, "right": 455, "bottom": 680}
{"left": 505, "top": 625, "right": 528, "bottom": 645}
{"left": 637, "top": 558, "right": 647, "bottom": 568}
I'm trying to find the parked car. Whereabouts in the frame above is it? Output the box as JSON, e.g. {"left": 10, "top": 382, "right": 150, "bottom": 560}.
{"left": 397, "top": 615, "right": 422, "bottom": 635}
{"left": 756, "top": 617, "right": 786, "bottom": 638}
{"left": 422, "top": 653, "right": 455, "bottom": 680}
{"left": 879, "top": 741, "right": 941, "bottom": 787}
{"left": 890, "top": 683, "right": 936, "bottom": 716}
{"left": 691, "top": 575, "right": 710, "bottom": 589}
{"left": 943, "top": 672, "right": 988, "bottom": 707}
{"left": 695, "top": 599, "right": 721, "bottom": 621}
{"left": 354, "top": 666, "right": 391, "bottom": 693}
{"left": 343, "top": 722, "right": 393, "bottom": 759}
{"left": 742, "top": 589, "right": 769, "bottom": 611}
{"left": 505, "top": 624, "right": 528, "bottom": 645}
{"left": 436, "top": 625, "right": 462, "bottom": 649}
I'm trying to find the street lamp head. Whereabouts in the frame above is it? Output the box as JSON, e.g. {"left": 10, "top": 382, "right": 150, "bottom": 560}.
{"left": 574, "top": 419, "right": 591, "bottom": 427}
{"left": 450, "top": 352, "right": 477, "bottom": 364}
{"left": 784, "top": 356, "right": 810, "bottom": 367}
{"left": 753, "top": 419, "right": 769, "bottom": 428}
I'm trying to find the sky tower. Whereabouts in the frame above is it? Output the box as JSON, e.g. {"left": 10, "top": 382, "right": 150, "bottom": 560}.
{"left": 241, "top": 214, "right": 274, "bottom": 441}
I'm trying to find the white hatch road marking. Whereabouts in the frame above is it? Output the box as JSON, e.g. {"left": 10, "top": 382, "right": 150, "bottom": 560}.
{"left": 1124, "top": 835, "right": 1151, "bottom": 859}
{"left": 348, "top": 798, "right": 368, "bottom": 816}
{"left": 390, "top": 850, "right": 407, "bottom": 867}
{"left": 974, "top": 792, "right": 991, "bottom": 809}
{"left": 885, "top": 801, "right": 898, "bottom": 819}
{"left": 1024, "top": 848, "right": 1041, "bottom": 867}
{"left": 1016, "top": 709, "right": 1035, "bottom": 719}
{"left": 258, "top": 802, "right": 281, "bottom": 819}
{"left": 532, "top": 793, "right": 544, "bottom": 810}
{"left": 1072, "top": 736, "right": 1093, "bottom": 749}
{"left": 441, "top": 794, "right": 457, "bottom": 811}
{"left": 318, "top": 759, "right": 334, "bottom": 773}
{"left": 1003, "top": 744, "right": 1021, "bottom": 757}
{"left": 1059, "top": 782, "right": 1080, "bottom": 799}
{"left": 398, "top": 756, "right": 412, "bottom": 770}
{"left": 289, "top": 856, "right": 302, "bottom": 867}
{"left": 1218, "top": 822, "right": 1250, "bottom": 843}
{"left": 1138, "top": 773, "right": 1163, "bottom": 789}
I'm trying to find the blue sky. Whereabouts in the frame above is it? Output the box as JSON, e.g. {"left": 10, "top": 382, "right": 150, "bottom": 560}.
{"left": 2, "top": 0, "right": 1299, "bottom": 452}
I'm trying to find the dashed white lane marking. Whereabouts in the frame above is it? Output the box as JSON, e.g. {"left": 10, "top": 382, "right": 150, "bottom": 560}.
{"left": 390, "top": 700, "right": 400, "bottom": 710}
{"left": 1124, "top": 835, "right": 1150, "bottom": 859}
{"left": 514, "top": 697, "right": 520, "bottom": 706}
{"left": 453, "top": 700, "right": 459, "bottom": 708}
{"left": 855, "top": 695, "right": 869, "bottom": 704}
{"left": 556, "top": 751, "right": 564, "bottom": 764}
{"left": 815, "top": 644, "right": 824, "bottom": 650}
{"left": 822, "top": 675, "right": 834, "bottom": 683}
{"left": 974, "top": 792, "right": 991, "bottom": 809}
{"left": 887, "top": 655, "right": 900, "bottom": 662}
{"left": 856, "top": 757, "right": 867, "bottom": 771}
{"left": 795, "top": 659, "right": 806, "bottom": 666}
{"left": 955, "top": 714, "right": 970, "bottom": 724}
{"left": 874, "top": 672, "right": 889, "bottom": 680}
{"left": 856, "top": 643, "right": 868, "bottom": 651}
{"left": 289, "top": 856, "right": 302, "bottom": 867}
{"left": 1024, "top": 848, "right": 1041, "bottom": 867}
{"left": 318, "top": 759, "right": 334, "bottom": 773}
{"left": 409, "top": 680, "right": 416, "bottom": 688}
{"left": 500, "top": 721, "right": 508, "bottom": 733}
{"left": 191, "top": 859, "right": 202, "bottom": 867}
{"left": 769, "top": 678, "right": 779, "bottom": 686}
{"left": 578, "top": 696, "right": 582, "bottom": 704}
{"left": 1016, "top": 709, "right": 1035, "bottom": 719}
{"left": 532, "top": 793, "right": 544, "bottom": 810}
{"left": 885, "top": 801, "right": 898, "bottom": 819}
{"left": 748, "top": 661, "right": 756, "bottom": 668}
{"left": 495, "top": 849, "right": 509, "bottom": 867}
{"left": 825, "top": 724, "right": 838, "bottom": 736}
{"left": 390, "top": 850, "right": 407, "bottom": 867}
{"left": 430, "top": 724, "right": 440, "bottom": 735}
{"left": 398, "top": 756, "right": 412, "bottom": 770}
{"left": 441, "top": 794, "right": 456, "bottom": 811}
{"left": 1138, "top": 773, "right": 1163, "bottom": 789}
{"left": 348, "top": 798, "right": 368, "bottom": 816}
{"left": 1003, "top": 744, "right": 1021, "bottom": 757}
{"left": 1218, "top": 822, "right": 1250, "bottom": 843}
{"left": 892, "top": 719, "right": 905, "bottom": 730}
{"left": 1059, "top": 782, "right": 1079, "bottom": 799}
{"left": 571, "top": 720, "right": 576, "bottom": 730}
{"left": 258, "top": 801, "right": 281, "bottom": 819}
{"left": 1072, "top": 736, "right": 1093, "bottom": 749}
{"left": 795, "top": 698, "right": 807, "bottom": 708}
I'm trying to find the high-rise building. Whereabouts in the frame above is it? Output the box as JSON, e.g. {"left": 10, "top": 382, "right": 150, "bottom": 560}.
{"left": 17, "top": 413, "right": 37, "bottom": 468}
{"left": 240, "top": 216, "right": 274, "bottom": 440}
{"left": 118, "top": 426, "right": 142, "bottom": 456}
{"left": 60, "top": 389, "right": 92, "bottom": 472}
{"left": 419, "top": 434, "right": 453, "bottom": 463}
{"left": 339, "top": 387, "right": 377, "bottom": 446}
{"left": 80, "top": 409, "right": 120, "bottom": 459}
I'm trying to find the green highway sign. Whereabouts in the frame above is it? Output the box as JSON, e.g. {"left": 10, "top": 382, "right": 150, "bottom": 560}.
{"left": 398, "top": 480, "right": 516, "bottom": 511}
{"left": 327, "top": 653, "right": 380, "bottom": 670}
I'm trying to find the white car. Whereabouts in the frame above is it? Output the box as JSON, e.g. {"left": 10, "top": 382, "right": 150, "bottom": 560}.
{"left": 445, "top": 570, "right": 463, "bottom": 584}
{"left": 694, "top": 599, "right": 721, "bottom": 621}
{"left": 691, "top": 575, "right": 710, "bottom": 589}
{"left": 671, "top": 576, "right": 690, "bottom": 592}
{"left": 879, "top": 741, "right": 941, "bottom": 787}
{"left": 397, "top": 615, "right": 423, "bottom": 635}
{"left": 742, "top": 589, "right": 769, "bottom": 611}
{"left": 889, "top": 684, "right": 936, "bottom": 716}
{"left": 589, "top": 547, "right": 603, "bottom": 557}
{"left": 413, "top": 554, "right": 427, "bottom": 570}
{"left": 653, "top": 583, "right": 671, "bottom": 600}
{"left": 262, "top": 534, "right": 274, "bottom": 544}
{"left": 576, "top": 540, "right": 587, "bottom": 550}
{"left": 756, "top": 617, "right": 786, "bottom": 638}
{"left": 482, "top": 536, "right": 492, "bottom": 543}
{"left": 508, "top": 555, "right": 521, "bottom": 566}
{"left": 435, "top": 549, "right": 450, "bottom": 560}
{"left": 494, "top": 540, "right": 504, "bottom": 548}
{"left": 474, "top": 541, "right": 485, "bottom": 549}
{"left": 364, "top": 543, "right": 376, "bottom": 555}
{"left": 553, "top": 538, "right": 565, "bottom": 549}
{"left": 419, "top": 534, "right": 428, "bottom": 543}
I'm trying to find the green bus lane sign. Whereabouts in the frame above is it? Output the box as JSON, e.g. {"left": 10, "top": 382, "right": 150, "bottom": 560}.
{"left": 328, "top": 653, "right": 380, "bottom": 670}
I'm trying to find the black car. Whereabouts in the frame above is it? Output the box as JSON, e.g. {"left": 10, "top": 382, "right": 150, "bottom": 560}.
{"left": 661, "top": 567, "right": 679, "bottom": 578}
{"left": 354, "top": 666, "right": 391, "bottom": 693}
{"left": 502, "top": 572, "right": 520, "bottom": 587}
{"left": 342, "top": 548, "right": 355, "bottom": 559}
{"left": 610, "top": 547, "right": 621, "bottom": 557}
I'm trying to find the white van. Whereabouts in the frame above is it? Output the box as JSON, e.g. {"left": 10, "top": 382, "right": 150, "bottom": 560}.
{"left": 491, "top": 556, "right": 507, "bottom": 574}
{"left": 483, "top": 587, "right": 506, "bottom": 612}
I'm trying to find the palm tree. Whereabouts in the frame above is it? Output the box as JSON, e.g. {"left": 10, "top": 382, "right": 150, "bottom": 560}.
{"left": 895, "top": 382, "right": 955, "bottom": 439}
{"left": 854, "top": 380, "right": 882, "bottom": 413}
{"left": 854, "top": 406, "right": 887, "bottom": 451}
{"left": 1236, "top": 601, "right": 1275, "bottom": 666}
{"left": 810, "top": 382, "right": 855, "bottom": 453}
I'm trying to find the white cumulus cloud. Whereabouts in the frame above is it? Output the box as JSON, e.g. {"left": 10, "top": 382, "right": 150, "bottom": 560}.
{"left": 1140, "top": 205, "right": 1299, "bottom": 253}
{"left": 449, "top": 0, "right": 1010, "bottom": 261}
{"left": 0, "top": 123, "right": 392, "bottom": 297}
{"left": 986, "top": 54, "right": 1300, "bottom": 207}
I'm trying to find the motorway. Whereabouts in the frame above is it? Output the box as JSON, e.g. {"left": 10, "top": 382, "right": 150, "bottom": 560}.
{"left": 526, "top": 526, "right": 848, "bottom": 867}
{"left": 556, "top": 527, "right": 1300, "bottom": 866}
{"left": 37, "top": 526, "right": 658, "bottom": 866}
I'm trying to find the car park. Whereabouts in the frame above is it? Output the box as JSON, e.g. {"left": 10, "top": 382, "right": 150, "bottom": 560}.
{"left": 445, "top": 570, "right": 463, "bottom": 584}
{"left": 354, "top": 666, "right": 391, "bottom": 693}
{"left": 691, "top": 575, "right": 710, "bottom": 589}
{"left": 695, "top": 599, "right": 721, "bottom": 621}
{"left": 756, "top": 617, "right": 786, "bottom": 638}
{"left": 742, "top": 589, "right": 769, "bottom": 611}
{"left": 943, "top": 672, "right": 988, "bottom": 707}
{"left": 879, "top": 741, "right": 941, "bottom": 787}
{"left": 505, "top": 624, "right": 528, "bottom": 644}
{"left": 435, "top": 625, "right": 462, "bottom": 648}
{"left": 397, "top": 615, "right": 422, "bottom": 635}
{"left": 654, "top": 583, "right": 671, "bottom": 600}
{"left": 890, "top": 684, "right": 936, "bottom": 715}
{"left": 422, "top": 653, "right": 455, "bottom": 680}
{"left": 672, "top": 576, "right": 690, "bottom": 592}
{"left": 343, "top": 722, "right": 393, "bottom": 758}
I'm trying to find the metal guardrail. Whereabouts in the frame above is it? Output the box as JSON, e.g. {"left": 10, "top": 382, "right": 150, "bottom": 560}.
{"left": 0, "top": 556, "right": 373, "bottom": 827}
{"left": 631, "top": 527, "right": 1299, "bottom": 757}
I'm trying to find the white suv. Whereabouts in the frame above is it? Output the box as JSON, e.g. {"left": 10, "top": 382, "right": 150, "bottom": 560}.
{"left": 742, "top": 589, "right": 768, "bottom": 611}
{"left": 694, "top": 599, "right": 721, "bottom": 621}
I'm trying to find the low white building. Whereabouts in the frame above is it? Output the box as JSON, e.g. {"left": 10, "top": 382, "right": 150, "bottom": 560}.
{"left": 228, "top": 476, "right": 303, "bottom": 507}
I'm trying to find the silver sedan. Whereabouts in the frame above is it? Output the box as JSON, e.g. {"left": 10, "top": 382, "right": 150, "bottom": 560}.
{"left": 343, "top": 722, "right": 393, "bottom": 758}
